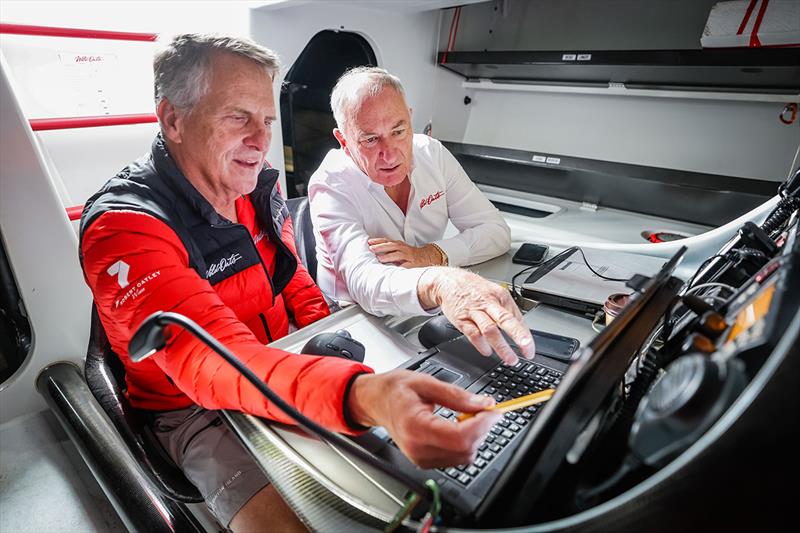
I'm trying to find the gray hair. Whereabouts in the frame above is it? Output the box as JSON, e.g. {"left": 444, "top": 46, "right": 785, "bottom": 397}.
{"left": 330, "top": 66, "right": 406, "bottom": 132}
{"left": 153, "top": 33, "right": 281, "bottom": 110}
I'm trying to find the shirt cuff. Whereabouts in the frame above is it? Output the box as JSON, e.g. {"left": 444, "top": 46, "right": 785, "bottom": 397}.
{"left": 390, "top": 267, "right": 440, "bottom": 316}
{"left": 434, "top": 238, "right": 470, "bottom": 268}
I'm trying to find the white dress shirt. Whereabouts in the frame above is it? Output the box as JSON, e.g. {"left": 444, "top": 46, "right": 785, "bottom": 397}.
{"left": 308, "top": 134, "right": 511, "bottom": 317}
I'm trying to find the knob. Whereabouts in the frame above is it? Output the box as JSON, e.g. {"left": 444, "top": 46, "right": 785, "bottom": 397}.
{"left": 681, "top": 332, "right": 716, "bottom": 355}
{"left": 696, "top": 311, "right": 728, "bottom": 339}
{"left": 335, "top": 329, "right": 352, "bottom": 339}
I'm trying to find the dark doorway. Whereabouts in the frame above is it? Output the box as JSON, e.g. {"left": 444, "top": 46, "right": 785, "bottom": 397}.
{"left": 280, "top": 30, "right": 377, "bottom": 198}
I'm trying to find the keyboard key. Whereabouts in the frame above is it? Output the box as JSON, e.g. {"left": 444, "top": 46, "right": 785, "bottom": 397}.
{"left": 515, "top": 416, "right": 526, "bottom": 425}
{"left": 488, "top": 371, "right": 498, "bottom": 379}
{"left": 502, "top": 429, "right": 514, "bottom": 439}
{"left": 458, "top": 473, "right": 472, "bottom": 485}
{"left": 475, "top": 458, "right": 487, "bottom": 469}
{"left": 480, "top": 450, "right": 495, "bottom": 461}
{"left": 485, "top": 434, "right": 496, "bottom": 444}
{"left": 445, "top": 467, "right": 459, "bottom": 478}
{"left": 490, "top": 426, "right": 502, "bottom": 435}
{"left": 479, "top": 443, "right": 488, "bottom": 451}
{"left": 438, "top": 408, "right": 453, "bottom": 418}
{"left": 484, "top": 386, "right": 497, "bottom": 395}
{"left": 498, "top": 419, "right": 510, "bottom": 427}
{"left": 496, "top": 437, "right": 509, "bottom": 447}
{"left": 490, "top": 444, "right": 501, "bottom": 453}
{"left": 466, "top": 466, "right": 480, "bottom": 476}
{"left": 536, "top": 367, "right": 547, "bottom": 376}
{"left": 509, "top": 423, "right": 521, "bottom": 432}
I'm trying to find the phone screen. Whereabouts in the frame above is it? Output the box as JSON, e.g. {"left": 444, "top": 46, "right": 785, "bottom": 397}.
{"left": 531, "top": 330, "right": 579, "bottom": 361}
{"left": 513, "top": 243, "right": 549, "bottom": 265}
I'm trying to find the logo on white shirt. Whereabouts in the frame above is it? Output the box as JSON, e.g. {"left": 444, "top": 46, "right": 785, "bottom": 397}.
{"left": 107, "top": 260, "right": 130, "bottom": 288}
{"left": 420, "top": 191, "right": 444, "bottom": 209}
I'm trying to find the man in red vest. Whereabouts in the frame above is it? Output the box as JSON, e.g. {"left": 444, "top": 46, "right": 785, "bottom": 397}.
{"left": 80, "top": 34, "right": 533, "bottom": 532}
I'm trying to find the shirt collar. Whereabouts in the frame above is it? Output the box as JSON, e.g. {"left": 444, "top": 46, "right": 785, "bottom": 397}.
{"left": 150, "top": 133, "right": 278, "bottom": 225}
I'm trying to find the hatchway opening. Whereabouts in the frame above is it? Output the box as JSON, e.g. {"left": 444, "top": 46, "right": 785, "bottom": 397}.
{"left": 280, "top": 30, "right": 377, "bottom": 198}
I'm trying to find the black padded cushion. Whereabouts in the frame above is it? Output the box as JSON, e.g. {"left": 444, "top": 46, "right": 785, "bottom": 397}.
{"left": 84, "top": 306, "right": 202, "bottom": 503}
{"left": 285, "top": 196, "right": 318, "bottom": 281}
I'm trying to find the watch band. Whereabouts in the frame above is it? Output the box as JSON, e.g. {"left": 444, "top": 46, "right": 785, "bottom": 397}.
{"left": 430, "top": 242, "right": 449, "bottom": 266}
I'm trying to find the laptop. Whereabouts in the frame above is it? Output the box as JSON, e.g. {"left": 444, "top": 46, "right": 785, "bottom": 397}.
{"left": 354, "top": 247, "right": 686, "bottom": 527}
{"left": 521, "top": 247, "right": 668, "bottom": 315}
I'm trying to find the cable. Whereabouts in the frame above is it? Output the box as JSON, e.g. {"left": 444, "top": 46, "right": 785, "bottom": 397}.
{"left": 591, "top": 311, "right": 605, "bottom": 334}
{"left": 685, "top": 282, "right": 736, "bottom": 296}
{"left": 510, "top": 264, "right": 537, "bottom": 303}
{"left": 573, "top": 247, "right": 631, "bottom": 282}
{"left": 386, "top": 492, "right": 421, "bottom": 533}
{"left": 684, "top": 253, "right": 730, "bottom": 289}
{"left": 415, "top": 480, "right": 442, "bottom": 533}
{"left": 128, "top": 312, "right": 436, "bottom": 508}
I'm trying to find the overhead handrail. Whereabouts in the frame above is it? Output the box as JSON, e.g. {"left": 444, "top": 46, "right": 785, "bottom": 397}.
{"left": 30, "top": 114, "right": 158, "bottom": 131}
{"left": 0, "top": 23, "right": 157, "bottom": 42}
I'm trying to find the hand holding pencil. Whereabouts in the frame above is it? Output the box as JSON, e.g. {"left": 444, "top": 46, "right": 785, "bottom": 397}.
{"left": 457, "top": 388, "right": 555, "bottom": 422}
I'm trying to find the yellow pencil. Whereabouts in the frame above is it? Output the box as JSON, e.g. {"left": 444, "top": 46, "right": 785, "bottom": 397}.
{"left": 456, "top": 388, "right": 556, "bottom": 422}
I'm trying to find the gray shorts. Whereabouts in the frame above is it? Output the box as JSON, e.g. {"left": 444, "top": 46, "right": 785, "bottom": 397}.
{"left": 152, "top": 405, "right": 270, "bottom": 527}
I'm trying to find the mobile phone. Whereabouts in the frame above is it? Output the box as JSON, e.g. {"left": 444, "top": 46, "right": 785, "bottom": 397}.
{"left": 512, "top": 243, "right": 549, "bottom": 265}
{"left": 531, "top": 330, "right": 580, "bottom": 362}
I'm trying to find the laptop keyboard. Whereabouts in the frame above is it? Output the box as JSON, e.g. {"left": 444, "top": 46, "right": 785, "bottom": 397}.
{"left": 424, "top": 358, "right": 563, "bottom": 487}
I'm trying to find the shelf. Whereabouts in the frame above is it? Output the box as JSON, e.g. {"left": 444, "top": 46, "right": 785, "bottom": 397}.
{"left": 461, "top": 79, "right": 798, "bottom": 103}
{"left": 443, "top": 141, "right": 777, "bottom": 227}
{"left": 437, "top": 49, "right": 800, "bottom": 93}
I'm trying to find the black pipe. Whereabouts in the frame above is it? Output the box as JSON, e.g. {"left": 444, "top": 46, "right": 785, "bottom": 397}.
{"left": 36, "top": 362, "right": 206, "bottom": 533}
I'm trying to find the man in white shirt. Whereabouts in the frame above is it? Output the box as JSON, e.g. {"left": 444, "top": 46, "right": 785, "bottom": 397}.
{"left": 309, "top": 67, "right": 529, "bottom": 364}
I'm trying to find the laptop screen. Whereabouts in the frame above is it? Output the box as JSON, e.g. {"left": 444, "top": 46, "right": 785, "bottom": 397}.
{"left": 479, "top": 247, "right": 687, "bottom": 525}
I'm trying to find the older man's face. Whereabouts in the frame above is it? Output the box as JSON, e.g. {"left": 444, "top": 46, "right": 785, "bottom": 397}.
{"left": 169, "top": 52, "right": 276, "bottom": 199}
{"left": 340, "top": 86, "right": 413, "bottom": 188}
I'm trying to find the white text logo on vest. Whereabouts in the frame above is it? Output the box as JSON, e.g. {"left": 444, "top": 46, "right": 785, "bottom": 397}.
{"left": 107, "top": 260, "right": 130, "bottom": 288}
{"left": 206, "top": 252, "right": 243, "bottom": 278}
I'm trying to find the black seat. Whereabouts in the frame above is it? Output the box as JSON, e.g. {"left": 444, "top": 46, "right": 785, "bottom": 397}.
{"left": 84, "top": 305, "right": 203, "bottom": 503}
{"left": 285, "top": 196, "right": 318, "bottom": 281}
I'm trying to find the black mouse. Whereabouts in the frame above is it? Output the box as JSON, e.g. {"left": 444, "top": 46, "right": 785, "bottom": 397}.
{"left": 301, "top": 329, "right": 365, "bottom": 363}
{"left": 418, "top": 315, "right": 464, "bottom": 349}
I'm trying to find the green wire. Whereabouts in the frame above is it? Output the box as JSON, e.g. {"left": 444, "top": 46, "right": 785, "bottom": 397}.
{"left": 424, "top": 479, "right": 442, "bottom": 521}
{"left": 385, "top": 492, "right": 420, "bottom": 533}
{"left": 385, "top": 480, "right": 442, "bottom": 533}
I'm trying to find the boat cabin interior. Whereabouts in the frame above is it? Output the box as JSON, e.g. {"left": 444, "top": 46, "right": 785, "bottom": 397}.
{"left": 1, "top": 0, "right": 798, "bottom": 531}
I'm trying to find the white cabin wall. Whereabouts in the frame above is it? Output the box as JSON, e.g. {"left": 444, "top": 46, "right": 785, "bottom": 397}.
{"left": 0, "top": 1, "right": 257, "bottom": 424}
{"left": 0, "top": 1, "right": 267, "bottom": 214}
{"left": 430, "top": 0, "right": 800, "bottom": 183}
{"left": 451, "top": 90, "right": 798, "bottom": 182}
{"left": 250, "top": 2, "right": 441, "bottom": 179}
